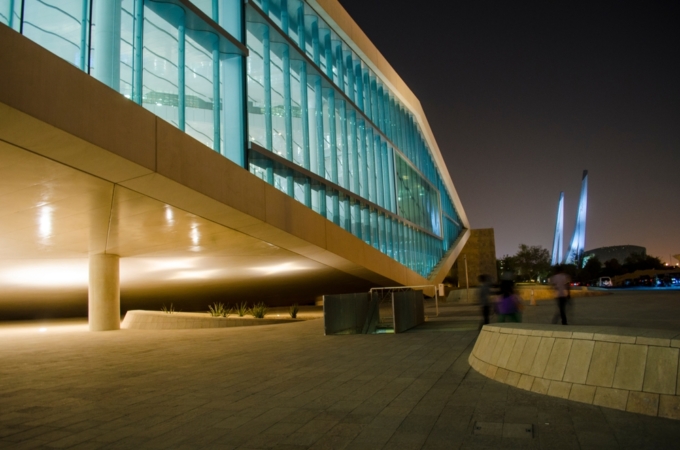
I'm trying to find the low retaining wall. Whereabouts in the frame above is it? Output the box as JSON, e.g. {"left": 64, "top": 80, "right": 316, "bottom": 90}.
{"left": 469, "top": 323, "right": 680, "bottom": 420}
{"left": 122, "top": 310, "right": 301, "bottom": 330}
{"left": 447, "top": 285, "right": 607, "bottom": 303}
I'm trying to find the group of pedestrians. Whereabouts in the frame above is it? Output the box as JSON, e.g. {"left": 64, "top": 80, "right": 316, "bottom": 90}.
{"left": 477, "top": 265, "right": 572, "bottom": 327}
{"left": 477, "top": 274, "right": 524, "bottom": 325}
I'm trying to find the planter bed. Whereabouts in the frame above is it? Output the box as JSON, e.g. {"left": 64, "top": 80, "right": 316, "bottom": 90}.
{"left": 121, "top": 310, "right": 303, "bottom": 330}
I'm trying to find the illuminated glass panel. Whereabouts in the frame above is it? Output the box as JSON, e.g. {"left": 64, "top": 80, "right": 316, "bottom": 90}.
{"left": 395, "top": 154, "right": 442, "bottom": 237}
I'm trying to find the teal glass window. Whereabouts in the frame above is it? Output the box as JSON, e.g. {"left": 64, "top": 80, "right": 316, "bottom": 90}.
{"left": 21, "top": 0, "right": 90, "bottom": 71}
{"left": 395, "top": 153, "right": 442, "bottom": 237}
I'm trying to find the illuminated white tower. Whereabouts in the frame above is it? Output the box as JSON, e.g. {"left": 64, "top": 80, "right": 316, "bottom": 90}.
{"left": 551, "top": 192, "right": 564, "bottom": 266}
{"left": 565, "top": 170, "right": 588, "bottom": 267}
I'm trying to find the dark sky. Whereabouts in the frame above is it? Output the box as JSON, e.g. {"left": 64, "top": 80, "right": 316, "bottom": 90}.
{"left": 338, "top": 0, "right": 680, "bottom": 263}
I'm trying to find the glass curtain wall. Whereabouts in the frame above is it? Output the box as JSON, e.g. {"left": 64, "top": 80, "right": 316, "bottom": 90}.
{"left": 0, "top": 0, "right": 463, "bottom": 278}
{"left": 245, "top": 0, "right": 460, "bottom": 277}
{"left": 249, "top": 0, "right": 457, "bottom": 228}
{"left": 1, "top": 0, "right": 246, "bottom": 166}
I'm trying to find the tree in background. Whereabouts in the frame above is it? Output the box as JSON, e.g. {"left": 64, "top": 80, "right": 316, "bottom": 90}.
{"left": 623, "top": 253, "right": 665, "bottom": 272}
{"left": 579, "top": 256, "right": 602, "bottom": 283}
{"left": 496, "top": 248, "right": 668, "bottom": 285}
{"left": 498, "top": 254, "right": 516, "bottom": 277}
{"left": 567, "top": 253, "right": 666, "bottom": 285}
{"left": 513, "top": 244, "right": 551, "bottom": 282}
{"left": 602, "top": 258, "right": 625, "bottom": 277}
{"left": 561, "top": 263, "right": 579, "bottom": 282}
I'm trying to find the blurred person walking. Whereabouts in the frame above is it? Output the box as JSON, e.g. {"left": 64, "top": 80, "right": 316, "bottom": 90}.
{"left": 478, "top": 274, "right": 493, "bottom": 326}
{"left": 496, "top": 279, "right": 522, "bottom": 323}
{"left": 550, "top": 265, "right": 571, "bottom": 325}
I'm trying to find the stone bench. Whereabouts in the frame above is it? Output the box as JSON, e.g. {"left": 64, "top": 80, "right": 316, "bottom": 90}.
{"left": 469, "top": 323, "right": 680, "bottom": 420}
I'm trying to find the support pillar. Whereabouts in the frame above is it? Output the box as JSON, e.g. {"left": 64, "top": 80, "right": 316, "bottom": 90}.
{"left": 88, "top": 253, "right": 120, "bottom": 331}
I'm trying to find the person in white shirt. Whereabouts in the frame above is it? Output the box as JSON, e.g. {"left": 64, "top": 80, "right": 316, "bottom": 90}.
{"left": 549, "top": 265, "right": 571, "bottom": 325}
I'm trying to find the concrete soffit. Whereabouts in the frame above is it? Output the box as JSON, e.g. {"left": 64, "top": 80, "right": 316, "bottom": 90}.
{"left": 0, "top": 25, "right": 431, "bottom": 289}
{"left": 0, "top": 99, "right": 422, "bottom": 289}
{"left": 306, "top": 0, "right": 470, "bottom": 229}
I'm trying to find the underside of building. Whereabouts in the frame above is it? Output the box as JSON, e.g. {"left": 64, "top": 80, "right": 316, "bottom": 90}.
{"left": 0, "top": 0, "right": 469, "bottom": 327}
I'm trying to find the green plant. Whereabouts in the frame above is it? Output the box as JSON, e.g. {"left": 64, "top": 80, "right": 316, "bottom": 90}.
{"left": 161, "top": 303, "right": 177, "bottom": 314}
{"left": 289, "top": 303, "right": 299, "bottom": 319}
{"left": 251, "top": 302, "right": 268, "bottom": 319}
{"left": 208, "top": 302, "right": 231, "bottom": 317}
{"left": 235, "top": 302, "right": 250, "bottom": 317}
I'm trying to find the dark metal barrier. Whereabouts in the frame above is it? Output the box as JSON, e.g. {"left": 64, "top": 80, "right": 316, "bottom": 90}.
{"left": 393, "top": 291, "right": 425, "bottom": 333}
{"left": 324, "top": 290, "right": 424, "bottom": 334}
{"left": 323, "top": 293, "right": 374, "bottom": 335}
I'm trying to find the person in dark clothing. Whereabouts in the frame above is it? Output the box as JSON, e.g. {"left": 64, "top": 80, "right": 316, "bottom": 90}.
{"left": 497, "top": 279, "right": 522, "bottom": 323}
{"left": 478, "top": 274, "right": 492, "bottom": 326}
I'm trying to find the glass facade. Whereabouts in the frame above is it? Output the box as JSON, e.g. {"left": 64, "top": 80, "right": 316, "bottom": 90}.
{"left": 1, "top": 0, "right": 464, "bottom": 278}
{"left": 0, "top": 0, "right": 247, "bottom": 163}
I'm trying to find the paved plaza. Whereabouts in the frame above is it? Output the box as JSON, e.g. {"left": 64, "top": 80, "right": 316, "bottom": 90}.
{"left": 1, "top": 290, "right": 680, "bottom": 449}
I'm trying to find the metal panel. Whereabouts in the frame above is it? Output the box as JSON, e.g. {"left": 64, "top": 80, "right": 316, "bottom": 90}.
{"left": 323, "top": 292, "right": 370, "bottom": 335}
{"left": 392, "top": 290, "right": 424, "bottom": 333}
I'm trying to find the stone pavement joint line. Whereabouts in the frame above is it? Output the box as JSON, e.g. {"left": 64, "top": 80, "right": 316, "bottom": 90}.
{"left": 1, "top": 317, "right": 680, "bottom": 449}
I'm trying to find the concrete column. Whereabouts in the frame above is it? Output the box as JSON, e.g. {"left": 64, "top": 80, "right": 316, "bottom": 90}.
{"left": 88, "top": 253, "right": 120, "bottom": 331}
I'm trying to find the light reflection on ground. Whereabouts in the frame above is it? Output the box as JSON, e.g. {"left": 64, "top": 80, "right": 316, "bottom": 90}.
{"left": 0, "top": 318, "right": 89, "bottom": 336}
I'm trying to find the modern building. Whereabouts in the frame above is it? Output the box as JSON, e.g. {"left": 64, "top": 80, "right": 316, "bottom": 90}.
{"left": 0, "top": 0, "right": 469, "bottom": 329}
{"left": 582, "top": 245, "right": 646, "bottom": 266}
{"left": 447, "top": 229, "right": 497, "bottom": 288}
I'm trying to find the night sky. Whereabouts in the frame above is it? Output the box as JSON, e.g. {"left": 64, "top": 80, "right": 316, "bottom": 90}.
{"left": 338, "top": 0, "right": 679, "bottom": 263}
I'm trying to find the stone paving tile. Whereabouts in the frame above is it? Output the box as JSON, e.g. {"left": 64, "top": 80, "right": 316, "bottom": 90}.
{"left": 366, "top": 415, "right": 404, "bottom": 433}
{"left": 0, "top": 439, "right": 53, "bottom": 450}
{"left": 3, "top": 301, "right": 680, "bottom": 449}
{"left": 575, "top": 430, "right": 620, "bottom": 450}
{"left": 383, "top": 430, "right": 429, "bottom": 449}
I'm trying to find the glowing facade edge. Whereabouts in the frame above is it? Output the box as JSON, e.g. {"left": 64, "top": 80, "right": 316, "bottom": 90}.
{"left": 551, "top": 192, "right": 564, "bottom": 266}
{"left": 565, "top": 170, "right": 588, "bottom": 267}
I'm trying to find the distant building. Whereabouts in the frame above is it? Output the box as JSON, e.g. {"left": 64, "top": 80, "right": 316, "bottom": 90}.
{"left": 583, "top": 246, "right": 646, "bottom": 265}
{"left": 448, "top": 229, "right": 497, "bottom": 287}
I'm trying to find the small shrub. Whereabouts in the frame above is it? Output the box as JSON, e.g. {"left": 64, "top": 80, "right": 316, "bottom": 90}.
{"left": 208, "top": 302, "right": 230, "bottom": 317}
{"left": 161, "top": 303, "right": 177, "bottom": 314}
{"left": 289, "top": 303, "right": 299, "bottom": 319}
{"left": 235, "top": 302, "right": 250, "bottom": 317}
{"left": 251, "top": 302, "right": 268, "bottom": 319}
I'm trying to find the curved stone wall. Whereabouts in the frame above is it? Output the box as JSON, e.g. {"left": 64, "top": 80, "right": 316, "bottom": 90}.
{"left": 122, "top": 310, "right": 301, "bottom": 330}
{"left": 469, "top": 323, "right": 680, "bottom": 420}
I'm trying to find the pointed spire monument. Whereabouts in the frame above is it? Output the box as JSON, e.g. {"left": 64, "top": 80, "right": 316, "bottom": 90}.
{"left": 551, "top": 192, "right": 564, "bottom": 266}
{"left": 565, "top": 170, "right": 588, "bottom": 267}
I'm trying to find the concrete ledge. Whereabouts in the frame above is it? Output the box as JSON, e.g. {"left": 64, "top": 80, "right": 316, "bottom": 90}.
{"left": 469, "top": 323, "right": 680, "bottom": 420}
{"left": 121, "top": 310, "right": 303, "bottom": 330}
{"left": 447, "top": 285, "right": 609, "bottom": 303}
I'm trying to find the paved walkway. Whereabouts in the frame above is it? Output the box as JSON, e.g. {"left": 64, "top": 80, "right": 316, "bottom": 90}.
{"left": 431, "top": 289, "right": 680, "bottom": 331}
{"left": 1, "top": 291, "right": 680, "bottom": 449}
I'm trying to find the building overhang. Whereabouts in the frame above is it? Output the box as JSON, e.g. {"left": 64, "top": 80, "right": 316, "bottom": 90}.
{"left": 0, "top": 24, "right": 467, "bottom": 315}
